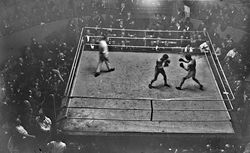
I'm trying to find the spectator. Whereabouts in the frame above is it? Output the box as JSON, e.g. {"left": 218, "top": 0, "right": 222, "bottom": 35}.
{"left": 124, "top": 12, "right": 135, "bottom": 29}
{"left": 35, "top": 112, "right": 52, "bottom": 150}
{"left": 52, "top": 68, "right": 65, "bottom": 83}
{"left": 184, "top": 17, "right": 193, "bottom": 31}
{"left": 0, "top": 102, "right": 10, "bottom": 125}
{"left": 116, "top": 20, "right": 125, "bottom": 29}
{"left": 211, "top": 32, "right": 221, "bottom": 45}
{"left": 47, "top": 133, "right": 66, "bottom": 153}
{"left": 90, "top": 11, "right": 104, "bottom": 27}
{"left": 9, "top": 118, "right": 36, "bottom": 153}
{"left": 244, "top": 143, "right": 250, "bottom": 153}
{"left": 199, "top": 40, "right": 210, "bottom": 53}
{"left": 198, "top": 21, "right": 206, "bottom": 31}
{"left": 77, "top": 2, "right": 86, "bottom": 17}
{"left": 35, "top": 113, "right": 52, "bottom": 134}
{"left": 213, "top": 43, "right": 222, "bottom": 58}
{"left": 224, "top": 34, "right": 234, "bottom": 50}
{"left": 104, "top": 14, "right": 116, "bottom": 28}
{"left": 19, "top": 100, "right": 33, "bottom": 128}
{"left": 224, "top": 46, "right": 237, "bottom": 62}
{"left": 119, "top": 2, "right": 128, "bottom": 19}
{"left": 184, "top": 44, "right": 193, "bottom": 53}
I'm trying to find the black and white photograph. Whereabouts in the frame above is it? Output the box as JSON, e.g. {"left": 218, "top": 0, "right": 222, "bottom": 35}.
{"left": 0, "top": 0, "right": 250, "bottom": 152}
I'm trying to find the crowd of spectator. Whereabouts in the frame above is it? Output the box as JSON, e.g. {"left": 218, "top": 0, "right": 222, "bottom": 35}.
{"left": 0, "top": 16, "right": 79, "bottom": 152}
{"left": 206, "top": 21, "right": 250, "bottom": 120}
{"left": 0, "top": 0, "right": 249, "bottom": 153}
{"left": 0, "top": 0, "right": 249, "bottom": 34}
{"left": 0, "top": 0, "right": 204, "bottom": 36}
{"left": 65, "top": 140, "right": 246, "bottom": 153}
{"left": 1, "top": 0, "right": 64, "bottom": 36}
{"left": 184, "top": 2, "right": 250, "bottom": 122}
{"left": 191, "top": 1, "right": 249, "bottom": 32}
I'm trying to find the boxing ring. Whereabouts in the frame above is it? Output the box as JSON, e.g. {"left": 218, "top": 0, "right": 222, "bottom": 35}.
{"left": 57, "top": 27, "right": 236, "bottom": 136}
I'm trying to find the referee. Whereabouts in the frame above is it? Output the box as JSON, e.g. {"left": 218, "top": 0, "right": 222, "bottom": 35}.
{"left": 95, "top": 35, "right": 115, "bottom": 77}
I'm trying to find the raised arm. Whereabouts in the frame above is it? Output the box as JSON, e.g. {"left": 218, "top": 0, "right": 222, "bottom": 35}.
{"left": 179, "top": 63, "right": 189, "bottom": 71}
{"left": 179, "top": 58, "right": 189, "bottom": 63}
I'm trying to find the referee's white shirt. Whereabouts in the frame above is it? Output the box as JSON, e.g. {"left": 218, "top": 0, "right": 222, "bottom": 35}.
{"left": 99, "top": 40, "right": 108, "bottom": 54}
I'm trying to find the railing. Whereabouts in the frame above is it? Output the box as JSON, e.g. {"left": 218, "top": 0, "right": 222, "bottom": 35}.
{"left": 64, "top": 28, "right": 84, "bottom": 97}
{"left": 58, "top": 28, "right": 85, "bottom": 124}
{"left": 206, "top": 32, "right": 235, "bottom": 103}
{"left": 85, "top": 35, "right": 201, "bottom": 41}
{"left": 203, "top": 48, "right": 233, "bottom": 124}
{"left": 85, "top": 44, "right": 195, "bottom": 50}
{"left": 58, "top": 28, "right": 234, "bottom": 124}
{"left": 84, "top": 26, "right": 205, "bottom": 33}
{"left": 61, "top": 96, "right": 232, "bottom": 123}
{"left": 83, "top": 27, "right": 207, "bottom": 52}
